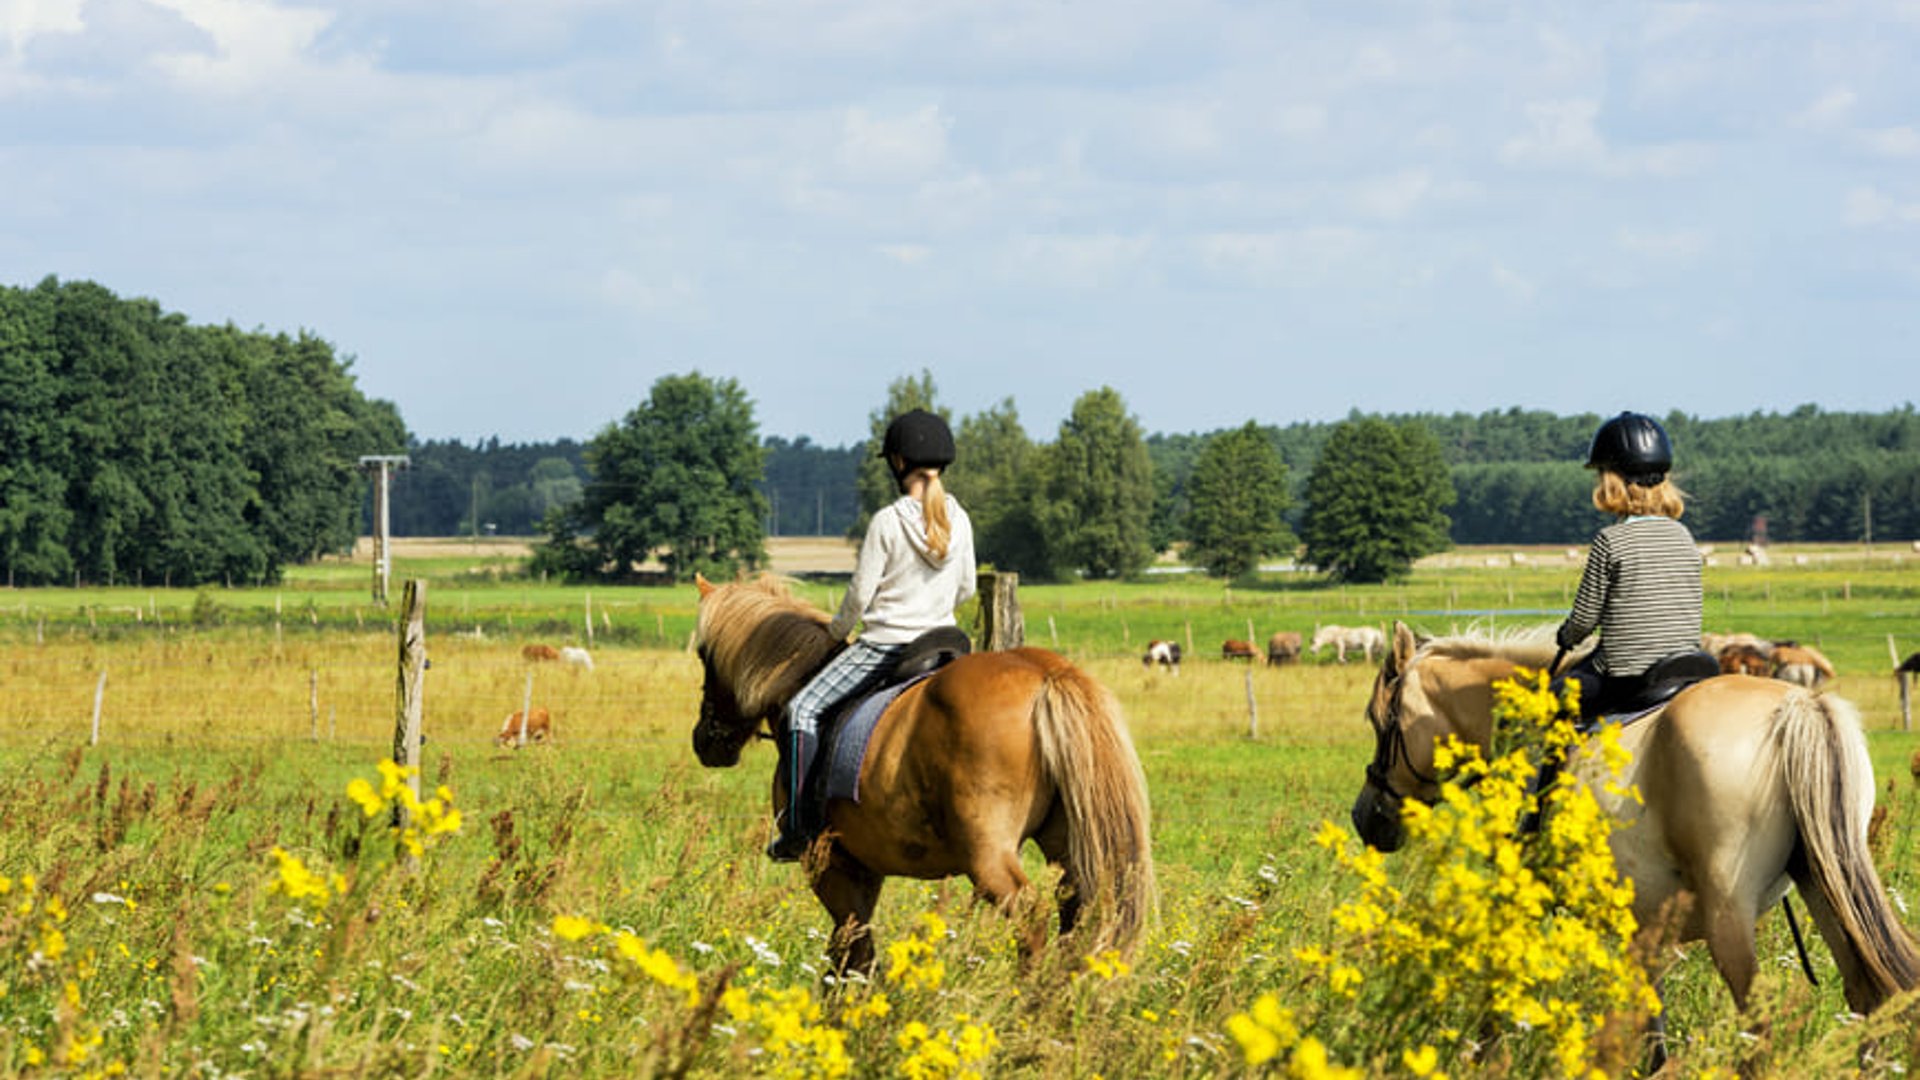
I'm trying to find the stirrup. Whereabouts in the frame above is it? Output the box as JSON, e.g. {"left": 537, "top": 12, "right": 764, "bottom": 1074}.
{"left": 766, "top": 810, "right": 810, "bottom": 862}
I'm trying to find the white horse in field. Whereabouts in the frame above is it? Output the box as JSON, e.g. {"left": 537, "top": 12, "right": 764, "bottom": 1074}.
{"left": 1311, "top": 624, "right": 1384, "bottom": 664}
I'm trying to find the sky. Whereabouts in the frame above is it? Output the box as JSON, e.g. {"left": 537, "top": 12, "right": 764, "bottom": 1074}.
{"left": 5, "top": 1, "right": 1918, "bottom": 449}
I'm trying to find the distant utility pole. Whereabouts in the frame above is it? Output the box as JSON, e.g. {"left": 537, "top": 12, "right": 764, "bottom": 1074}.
{"left": 359, "top": 455, "right": 411, "bottom": 604}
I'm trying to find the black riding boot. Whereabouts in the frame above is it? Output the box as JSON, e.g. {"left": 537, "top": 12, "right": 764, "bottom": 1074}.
{"left": 767, "top": 729, "right": 820, "bottom": 862}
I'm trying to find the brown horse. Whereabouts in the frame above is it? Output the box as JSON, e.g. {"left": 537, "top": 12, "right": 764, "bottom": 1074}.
{"left": 1351, "top": 622, "right": 1919, "bottom": 1019}
{"left": 691, "top": 575, "right": 1156, "bottom": 977}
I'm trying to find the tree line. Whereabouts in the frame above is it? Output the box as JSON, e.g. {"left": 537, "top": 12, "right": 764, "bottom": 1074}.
{"left": 7, "top": 280, "right": 1916, "bottom": 587}
{"left": 535, "top": 372, "right": 1920, "bottom": 586}
{"left": 0, "top": 278, "right": 403, "bottom": 587}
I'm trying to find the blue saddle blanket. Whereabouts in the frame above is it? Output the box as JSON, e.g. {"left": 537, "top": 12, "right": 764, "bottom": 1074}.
{"left": 822, "top": 672, "right": 935, "bottom": 805}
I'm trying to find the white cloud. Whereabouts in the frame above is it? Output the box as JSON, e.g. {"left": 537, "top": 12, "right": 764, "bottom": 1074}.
{"left": 1789, "top": 87, "right": 1856, "bottom": 130}
{"left": 147, "top": 0, "right": 337, "bottom": 90}
{"left": 1500, "top": 99, "right": 1707, "bottom": 178}
{"left": 3, "top": 0, "right": 83, "bottom": 55}
{"left": 875, "top": 243, "right": 931, "bottom": 265}
{"left": 837, "top": 104, "right": 951, "bottom": 181}
{"left": 1007, "top": 232, "right": 1153, "bottom": 289}
{"left": 1864, "top": 126, "right": 1920, "bottom": 158}
{"left": 1490, "top": 261, "right": 1537, "bottom": 302}
{"left": 1844, "top": 186, "right": 1920, "bottom": 227}
{"left": 1349, "top": 169, "right": 1433, "bottom": 221}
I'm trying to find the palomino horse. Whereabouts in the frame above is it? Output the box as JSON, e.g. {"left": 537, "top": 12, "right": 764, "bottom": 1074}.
{"left": 691, "top": 575, "right": 1156, "bottom": 976}
{"left": 1351, "top": 622, "right": 1919, "bottom": 1018}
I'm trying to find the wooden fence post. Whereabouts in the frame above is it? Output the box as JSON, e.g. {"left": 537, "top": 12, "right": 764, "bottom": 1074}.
{"left": 520, "top": 670, "right": 535, "bottom": 749}
{"left": 584, "top": 592, "right": 594, "bottom": 646}
{"left": 1245, "top": 668, "right": 1259, "bottom": 739}
{"left": 977, "top": 571, "right": 1025, "bottom": 651}
{"left": 90, "top": 669, "right": 107, "bottom": 746}
{"left": 391, "top": 580, "right": 427, "bottom": 832}
{"left": 309, "top": 669, "right": 320, "bottom": 742}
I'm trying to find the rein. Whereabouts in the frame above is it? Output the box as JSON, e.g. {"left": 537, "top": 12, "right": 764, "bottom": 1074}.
{"left": 1365, "top": 671, "right": 1443, "bottom": 796}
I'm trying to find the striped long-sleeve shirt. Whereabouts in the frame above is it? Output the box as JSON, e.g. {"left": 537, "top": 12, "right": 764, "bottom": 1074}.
{"left": 1556, "top": 516, "right": 1703, "bottom": 676}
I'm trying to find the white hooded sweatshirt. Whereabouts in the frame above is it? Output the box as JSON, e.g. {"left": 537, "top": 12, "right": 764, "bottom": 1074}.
{"left": 828, "top": 494, "right": 977, "bottom": 645}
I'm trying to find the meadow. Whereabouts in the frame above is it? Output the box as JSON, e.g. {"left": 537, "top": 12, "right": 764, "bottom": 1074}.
{"left": 0, "top": 541, "right": 1916, "bottom": 1077}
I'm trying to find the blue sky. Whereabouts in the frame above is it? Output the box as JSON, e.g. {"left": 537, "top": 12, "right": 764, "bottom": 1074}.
{"left": 5, "top": 1, "right": 1917, "bottom": 448}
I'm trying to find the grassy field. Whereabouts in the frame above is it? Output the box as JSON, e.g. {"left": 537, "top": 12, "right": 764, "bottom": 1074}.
{"left": 0, "top": 542, "right": 1916, "bottom": 1076}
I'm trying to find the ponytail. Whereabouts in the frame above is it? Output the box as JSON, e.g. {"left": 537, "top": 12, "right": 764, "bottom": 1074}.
{"left": 920, "top": 471, "right": 952, "bottom": 559}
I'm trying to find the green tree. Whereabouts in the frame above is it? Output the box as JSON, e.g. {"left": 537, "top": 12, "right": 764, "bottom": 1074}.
{"left": 536, "top": 372, "right": 767, "bottom": 582}
{"left": 1300, "top": 417, "right": 1454, "bottom": 583}
{"left": 853, "top": 370, "right": 945, "bottom": 535}
{"left": 946, "top": 397, "right": 1051, "bottom": 575}
{"left": 0, "top": 280, "right": 73, "bottom": 585}
{"left": 1184, "top": 421, "right": 1294, "bottom": 579}
{"left": 1035, "top": 387, "right": 1156, "bottom": 579}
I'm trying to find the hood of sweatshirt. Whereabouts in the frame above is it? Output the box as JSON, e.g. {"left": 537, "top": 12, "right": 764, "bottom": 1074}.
{"left": 893, "top": 495, "right": 950, "bottom": 568}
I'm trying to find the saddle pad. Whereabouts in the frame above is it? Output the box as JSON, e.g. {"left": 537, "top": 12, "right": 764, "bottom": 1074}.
{"left": 823, "top": 672, "right": 935, "bottom": 805}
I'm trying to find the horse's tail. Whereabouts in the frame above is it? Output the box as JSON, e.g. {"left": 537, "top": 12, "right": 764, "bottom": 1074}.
{"left": 1775, "top": 688, "right": 1920, "bottom": 1012}
{"left": 1030, "top": 654, "right": 1157, "bottom": 957}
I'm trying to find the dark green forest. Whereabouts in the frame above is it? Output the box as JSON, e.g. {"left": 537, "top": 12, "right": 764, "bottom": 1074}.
{"left": 5, "top": 279, "right": 1917, "bottom": 588}
{"left": 0, "top": 278, "right": 404, "bottom": 586}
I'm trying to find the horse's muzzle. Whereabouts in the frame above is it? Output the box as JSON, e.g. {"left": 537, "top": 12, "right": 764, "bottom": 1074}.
{"left": 1350, "top": 782, "right": 1406, "bottom": 852}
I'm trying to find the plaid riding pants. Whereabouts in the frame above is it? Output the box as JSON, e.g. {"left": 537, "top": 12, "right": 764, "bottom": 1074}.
{"left": 788, "top": 639, "right": 906, "bottom": 740}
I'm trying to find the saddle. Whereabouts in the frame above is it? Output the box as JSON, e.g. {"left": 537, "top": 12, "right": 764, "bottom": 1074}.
{"left": 803, "top": 627, "right": 973, "bottom": 812}
{"left": 1593, "top": 649, "right": 1721, "bottom": 725}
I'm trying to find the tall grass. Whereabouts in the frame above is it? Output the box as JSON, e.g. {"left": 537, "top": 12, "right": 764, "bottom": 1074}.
{"left": 1, "top": 549, "right": 1917, "bottom": 1075}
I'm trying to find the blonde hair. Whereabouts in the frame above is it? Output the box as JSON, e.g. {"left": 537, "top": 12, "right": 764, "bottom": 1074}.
{"left": 918, "top": 470, "right": 952, "bottom": 559}
{"left": 1592, "top": 470, "right": 1687, "bottom": 520}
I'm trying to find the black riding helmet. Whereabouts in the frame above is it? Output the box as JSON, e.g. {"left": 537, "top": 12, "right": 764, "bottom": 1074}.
{"left": 880, "top": 409, "right": 956, "bottom": 486}
{"left": 1585, "top": 411, "right": 1672, "bottom": 487}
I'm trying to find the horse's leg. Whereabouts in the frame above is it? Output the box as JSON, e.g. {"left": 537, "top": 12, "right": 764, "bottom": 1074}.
{"left": 1034, "top": 802, "right": 1081, "bottom": 937}
{"left": 811, "top": 855, "right": 884, "bottom": 982}
{"left": 1698, "top": 887, "right": 1759, "bottom": 1010}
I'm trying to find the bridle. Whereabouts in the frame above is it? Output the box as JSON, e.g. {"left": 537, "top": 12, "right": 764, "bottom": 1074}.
{"left": 1363, "top": 666, "right": 1441, "bottom": 798}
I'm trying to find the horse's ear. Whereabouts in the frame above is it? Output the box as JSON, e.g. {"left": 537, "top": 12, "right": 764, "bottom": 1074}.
{"left": 1391, "top": 621, "right": 1420, "bottom": 672}
{"left": 695, "top": 573, "right": 716, "bottom": 598}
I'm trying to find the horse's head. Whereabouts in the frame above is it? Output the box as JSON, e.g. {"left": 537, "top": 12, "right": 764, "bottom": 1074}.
{"left": 693, "top": 643, "right": 757, "bottom": 766}
{"left": 1349, "top": 622, "right": 1461, "bottom": 850}
{"left": 689, "top": 573, "right": 837, "bottom": 768}
{"left": 1350, "top": 623, "right": 1545, "bottom": 850}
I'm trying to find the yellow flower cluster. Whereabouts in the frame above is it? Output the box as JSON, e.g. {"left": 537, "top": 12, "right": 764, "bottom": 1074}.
{"left": 267, "top": 847, "right": 347, "bottom": 908}
{"left": 548, "top": 915, "right": 701, "bottom": 1006}
{"left": 884, "top": 911, "right": 948, "bottom": 992}
{"left": 719, "top": 983, "right": 853, "bottom": 1079}
{"left": 1078, "top": 948, "right": 1132, "bottom": 982}
{"left": 347, "top": 760, "right": 463, "bottom": 858}
{"left": 1224, "top": 992, "right": 1360, "bottom": 1078}
{"left": 0, "top": 874, "right": 116, "bottom": 1073}
{"left": 1289, "top": 668, "right": 1658, "bottom": 1078}
{"left": 895, "top": 1015, "right": 1000, "bottom": 1080}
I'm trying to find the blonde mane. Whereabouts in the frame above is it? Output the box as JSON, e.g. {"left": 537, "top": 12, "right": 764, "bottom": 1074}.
{"left": 696, "top": 575, "right": 839, "bottom": 719}
{"left": 1411, "top": 623, "right": 1587, "bottom": 670}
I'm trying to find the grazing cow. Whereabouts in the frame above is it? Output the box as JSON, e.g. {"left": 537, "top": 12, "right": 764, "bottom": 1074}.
{"left": 1221, "top": 639, "right": 1259, "bottom": 662}
{"left": 1265, "top": 631, "right": 1302, "bottom": 666}
{"left": 1142, "top": 640, "right": 1181, "bottom": 673}
{"left": 1770, "top": 642, "right": 1835, "bottom": 688}
{"left": 522, "top": 643, "right": 561, "bottom": 662}
{"left": 495, "top": 707, "right": 552, "bottom": 747}
{"left": 559, "top": 646, "right": 594, "bottom": 672}
{"left": 1718, "top": 644, "right": 1770, "bottom": 677}
{"left": 1310, "top": 624, "right": 1385, "bottom": 664}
